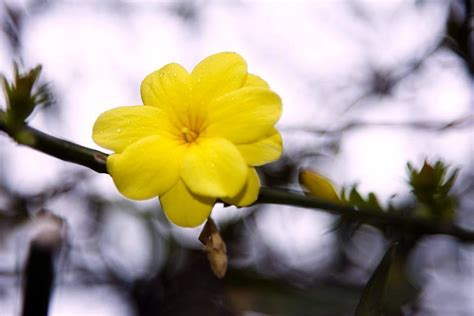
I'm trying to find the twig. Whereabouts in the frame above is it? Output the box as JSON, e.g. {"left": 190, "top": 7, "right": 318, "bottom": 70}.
{"left": 1, "top": 110, "right": 474, "bottom": 241}
{"left": 21, "top": 211, "right": 65, "bottom": 316}
{"left": 282, "top": 114, "right": 474, "bottom": 136}
{"left": 256, "top": 187, "right": 474, "bottom": 241}
{"left": 0, "top": 111, "right": 107, "bottom": 173}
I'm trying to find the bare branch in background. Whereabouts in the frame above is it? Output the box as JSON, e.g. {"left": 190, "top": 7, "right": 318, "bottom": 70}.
{"left": 446, "top": 0, "right": 474, "bottom": 75}
{"left": 21, "top": 211, "right": 65, "bottom": 316}
{"left": 282, "top": 114, "right": 474, "bottom": 136}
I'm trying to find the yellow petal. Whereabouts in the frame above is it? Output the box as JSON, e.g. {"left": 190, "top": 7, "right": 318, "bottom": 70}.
{"left": 191, "top": 52, "right": 248, "bottom": 105}
{"left": 140, "top": 63, "right": 192, "bottom": 114}
{"left": 237, "top": 128, "right": 282, "bottom": 166}
{"left": 181, "top": 137, "right": 247, "bottom": 197}
{"left": 204, "top": 87, "right": 282, "bottom": 144}
{"left": 244, "top": 74, "right": 270, "bottom": 89}
{"left": 222, "top": 167, "right": 260, "bottom": 206}
{"left": 107, "top": 135, "right": 187, "bottom": 200}
{"left": 93, "top": 106, "right": 173, "bottom": 152}
{"left": 160, "top": 179, "right": 215, "bottom": 227}
{"left": 299, "top": 170, "right": 340, "bottom": 202}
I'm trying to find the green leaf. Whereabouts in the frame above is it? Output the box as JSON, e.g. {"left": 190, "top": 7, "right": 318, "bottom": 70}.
{"left": 341, "top": 186, "right": 383, "bottom": 212}
{"left": 355, "top": 243, "right": 419, "bottom": 316}
{"left": 349, "top": 187, "right": 365, "bottom": 205}
{"left": 367, "top": 193, "right": 381, "bottom": 210}
{"left": 439, "top": 169, "right": 459, "bottom": 197}
{"left": 355, "top": 243, "right": 398, "bottom": 316}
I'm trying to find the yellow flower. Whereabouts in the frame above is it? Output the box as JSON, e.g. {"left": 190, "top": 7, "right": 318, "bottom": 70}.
{"left": 93, "top": 52, "right": 283, "bottom": 227}
{"left": 299, "top": 169, "right": 339, "bottom": 202}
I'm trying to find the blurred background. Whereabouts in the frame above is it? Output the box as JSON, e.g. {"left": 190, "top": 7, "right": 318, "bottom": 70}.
{"left": 0, "top": 0, "right": 473, "bottom": 315}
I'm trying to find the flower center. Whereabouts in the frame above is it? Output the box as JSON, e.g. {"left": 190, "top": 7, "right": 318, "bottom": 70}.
{"left": 181, "top": 127, "right": 199, "bottom": 143}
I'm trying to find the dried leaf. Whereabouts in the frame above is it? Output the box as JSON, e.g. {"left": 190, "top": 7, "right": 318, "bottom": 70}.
{"left": 199, "top": 218, "right": 228, "bottom": 278}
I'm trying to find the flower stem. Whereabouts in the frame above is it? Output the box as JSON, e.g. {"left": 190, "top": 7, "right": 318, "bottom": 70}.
{"left": 0, "top": 110, "right": 107, "bottom": 173}
{"left": 1, "top": 109, "right": 473, "bottom": 241}
{"left": 256, "top": 187, "right": 474, "bottom": 241}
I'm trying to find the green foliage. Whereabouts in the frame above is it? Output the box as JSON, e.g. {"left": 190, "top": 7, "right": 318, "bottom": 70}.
{"left": 1, "top": 63, "right": 52, "bottom": 131}
{"left": 355, "top": 243, "right": 419, "bottom": 316}
{"left": 407, "top": 160, "right": 458, "bottom": 221}
{"left": 337, "top": 160, "right": 459, "bottom": 223}
{"left": 334, "top": 187, "right": 388, "bottom": 238}
{"left": 340, "top": 186, "right": 385, "bottom": 212}
{"left": 350, "top": 161, "right": 459, "bottom": 314}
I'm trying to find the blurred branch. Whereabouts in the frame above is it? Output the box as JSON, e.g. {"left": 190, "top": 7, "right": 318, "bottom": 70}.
{"left": 1, "top": 109, "right": 474, "bottom": 241}
{"left": 21, "top": 211, "right": 65, "bottom": 316}
{"left": 225, "top": 269, "right": 361, "bottom": 315}
{"left": 282, "top": 114, "right": 474, "bottom": 135}
{"left": 466, "top": 0, "right": 474, "bottom": 74}
{"left": 256, "top": 187, "right": 474, "bottom": 241}
{"left": 22, "top": 242, "right": 55, "bottom": 316}
{"left": 446, "top": 0, "right": 474, "bottom": 75}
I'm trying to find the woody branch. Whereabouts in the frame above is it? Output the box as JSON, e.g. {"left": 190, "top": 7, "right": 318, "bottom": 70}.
{"left": 1, "top": 109, "right": 474, "bottom": 241}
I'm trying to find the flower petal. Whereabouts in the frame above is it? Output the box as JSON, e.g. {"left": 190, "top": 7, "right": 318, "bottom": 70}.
{"left": 191, "top": 52, "right": 247, "bottom": 105}
{"left": 222, "top": 167, "right": 260, "bottom": 206}
{"left": 140, "top": 63, "right": 191, "bottom": 113}
{"left": 93, "top": 106, "right": 173, "bottom": 152}
{"left": 237, "top": 128, "right": 282, "bottom": 166}
{"left": 107, "top": 135, "right": 187, "bottom": 200}
{"left": 299, "top": 170, "right": 340, "bottom": 202}
{"left": 160, "top": 179, "right": 215, "bottom": 228}
{"left": 204, "top": 87, "right": 282, "bottom": 144}
{"left": 181, "top": 137, "right": 247, "bottom": 197}
{"left": 244, "top": 74, "right": 270, "bottom": 89}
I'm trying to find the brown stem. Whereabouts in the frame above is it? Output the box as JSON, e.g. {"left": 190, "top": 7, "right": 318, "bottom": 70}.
{"left": 1, "top": 110, "right": 474, "bottom": 241}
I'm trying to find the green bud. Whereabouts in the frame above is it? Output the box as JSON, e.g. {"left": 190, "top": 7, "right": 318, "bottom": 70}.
{"left": 407, "top": 160, "right": 458, "bottom": 221}
{"left": 1, "top": 63, "right": 52, "bottom": 131}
